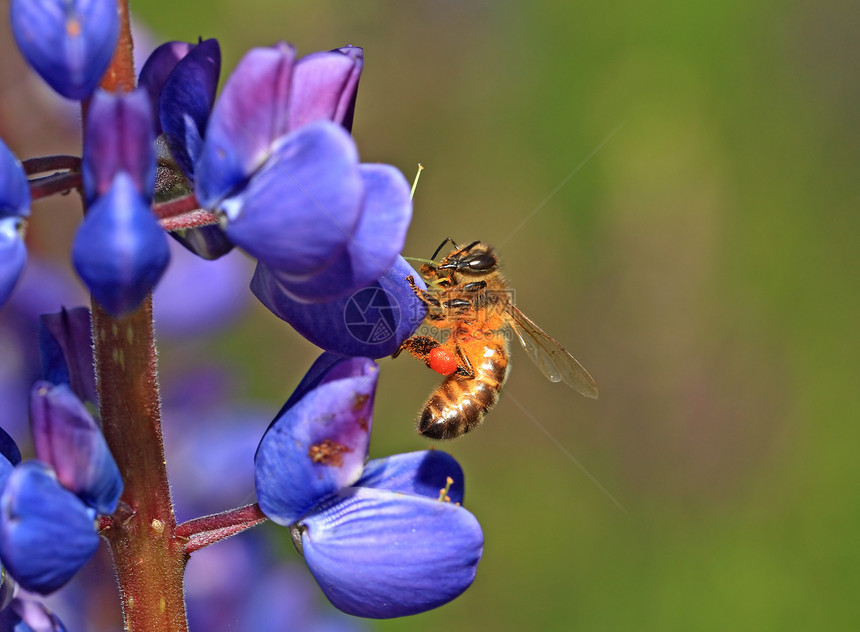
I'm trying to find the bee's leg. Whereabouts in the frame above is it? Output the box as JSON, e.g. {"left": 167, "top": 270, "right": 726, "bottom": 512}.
{"left": 406, "top": 275, "right": 441, "bottom": 308}
{"left": 453, "top": 345, "right": 475, "bottom": 379}
{"left": 442, "top": 298, "right": 472, "bottom": 315}
{"left": 460, "top": 281, "right": 487, "bottom": 292}
{"left": 393, "top": 336, "right": 440, "bottom": 361}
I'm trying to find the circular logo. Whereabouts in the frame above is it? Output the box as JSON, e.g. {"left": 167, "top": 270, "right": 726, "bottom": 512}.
{"left": 343, "top": 287, "right": 401, "bottom": 344}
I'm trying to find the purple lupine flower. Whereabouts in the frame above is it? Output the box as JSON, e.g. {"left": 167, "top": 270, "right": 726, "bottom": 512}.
{"left": 255, "top": 353, "right": 484, "bottom": 618}
{"left": 194, "top": 44, "right": 411, "bottom": 304}
{"left": 0, "top": 382, "right": 121, "bottom": 594}
{"left": 144, "top": 40, "right": 412, "bottom": 312}
{"left": 72, "top": 89, "right": 169, "bottom": 317}
{"left": 0, "top": 138, "right": 30, "bottom": 310}
{"left": 9, "top": 0, "right": 119, "bottom": 101}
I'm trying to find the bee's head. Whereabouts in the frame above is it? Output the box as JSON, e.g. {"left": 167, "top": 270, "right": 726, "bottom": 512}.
{"left": 439, "top": 241, "right": 498, "bottom": 275}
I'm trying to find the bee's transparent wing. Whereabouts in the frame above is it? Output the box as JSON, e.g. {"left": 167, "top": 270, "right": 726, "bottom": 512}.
{"left": 507, "top": 305, "right": 598, "bottom": 398}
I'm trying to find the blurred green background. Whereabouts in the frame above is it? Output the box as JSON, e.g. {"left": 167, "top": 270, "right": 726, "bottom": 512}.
{"left": 7, "top": 0, "right": 860, "bottom": 629}
{"left": 138, "top": 0, "right": 860, "bottom": 630}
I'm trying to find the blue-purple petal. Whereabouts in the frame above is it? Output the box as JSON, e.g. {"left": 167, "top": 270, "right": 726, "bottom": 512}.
{"left": 288, "top": 48, "right": 363, "bottom": 132}
{"left": 82, "top": 89, "right": 156, "bottom": 205}
{"left": 0, "top": 217, "right": 27, "bottom": 309}
{"left": 137, "top": 40, "right": 196, "bottom": 135}
{"left": 298, "top": 486, "right": 483, "bottom": 618}
{"left": 0, "top": 427, "right": 21, "bottom": 469}
{"left": 255, "top": 357, "right": 377, "bottom": 526}
{"left": 356, "top": 451, "right": 465, "bottom": 504}
{"left": 220, "top": 122, "right": 363, "bottom": 276}
{"left": 39, "top": 307, "right": 99, "bottom": 404}
{"left": 9, "top": 0, "right": 119, "bottom": 100}
{"left": 0, "top": 139, "right": 30, "bottom": 217}
{"left": 0, "top": 425, "right": 19, "bottom": 492}
{"left": 251, "top": 256, "right": 427, "bottom": 359}
{"left": 261, "top": 163, "right": 412, "bottom": 303}
{"left": 0, "top": 461, "right": 99, "bottom": 594}
{"left": 38, "top": 308, "right": 97, "bottom": 406}
{"left": 330, "top": 46, "right": 363, "bottom": 132}
{"left": 29, "top": 382, "right": 121, "bottom": 514}
{"left": 72, "top": 173, "right": 170, "bottom": 317}
{"left": 159, "top": 39, "right": 221, "bottom": 179}
{"left": 276, "top": 352, "right": 359, "bottom": 414}
{"left": 194, "top": 43, "right": 296, "bottom": 207}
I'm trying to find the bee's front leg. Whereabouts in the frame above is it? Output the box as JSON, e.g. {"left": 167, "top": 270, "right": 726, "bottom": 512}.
{"left": 406, "top": 275, "right": 442, "bottom": 307}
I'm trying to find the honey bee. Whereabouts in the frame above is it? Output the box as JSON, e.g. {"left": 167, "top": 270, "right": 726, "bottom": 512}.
{"left": 395, "top": 239, "right": 598, "bottom": 439}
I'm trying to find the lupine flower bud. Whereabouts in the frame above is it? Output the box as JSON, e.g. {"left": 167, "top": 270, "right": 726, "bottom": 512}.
{"left": 0, "top": 217, "right": 27, "bottom": 310}
{"left": 0, "top": 139, "right": 30, "bottom": 218}
{"left": 72, "top": 172, "right": 169, "bottom": 317}
{"left": 137, "top": 40, "right": 197, "bottom": 135}
{"left": 0, "top": 461, "right": 99, "bottom": 594}
{"left": 82, "top": 89, "right": 156, "bottom": 206}
{"left": 9, "top": 0, "right": 119, "bottom": 100}
{"left": 29, "top": 382, "right": 121, "bottom": 515}
{"left": 38, "top": 308, "right": 98, "bottom": 406}
{"left": 157, "top": 39, "right": 221, "bottom": 178}
{"left": 0, "top": 138, "right": 30, "bottom": 310}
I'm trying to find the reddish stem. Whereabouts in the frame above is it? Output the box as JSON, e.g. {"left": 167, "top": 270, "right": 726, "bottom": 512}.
{"left": 159, "top": 209, "right": 221, "bottom": 231}
{"left": 177, "top": 504, "right": 268, "bottom": 554}
{"left": 29, "top": 172, "right": 82, "bottom": 200}
{"left": 152, "top": 193, "right": 205, "bottom": 220}
{"left": 22, "top": 155, "right": 81, "bottom": 175}
{"left": 89, "top": 2, "right": 190, "bottom": 631}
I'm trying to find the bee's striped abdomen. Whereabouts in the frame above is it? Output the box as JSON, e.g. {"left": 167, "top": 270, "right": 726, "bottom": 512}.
{"left": 418, "top": 340, "right": 510, "bottom": 440}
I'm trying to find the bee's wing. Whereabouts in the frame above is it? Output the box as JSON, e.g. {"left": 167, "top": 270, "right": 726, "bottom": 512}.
{"left": 507, "top": 305, "right": 599, "bottom": 399}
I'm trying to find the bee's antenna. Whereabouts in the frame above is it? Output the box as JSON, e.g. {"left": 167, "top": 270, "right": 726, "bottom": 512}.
{"left": 410, "top": 163, "right": 424, "bottom": 200}
{"left": 431, "top": 237, "right": 459, "bottom": 260}
{"left": 457, "top": 240, "right": 481, "bottom": 255}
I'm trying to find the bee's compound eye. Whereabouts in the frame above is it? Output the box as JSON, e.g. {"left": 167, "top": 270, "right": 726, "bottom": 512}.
{"left": 466, "top": 251, "right": 497, "bottom": 271}
{"left": 428, "top": 347, "right": 459, "bottom": 376}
